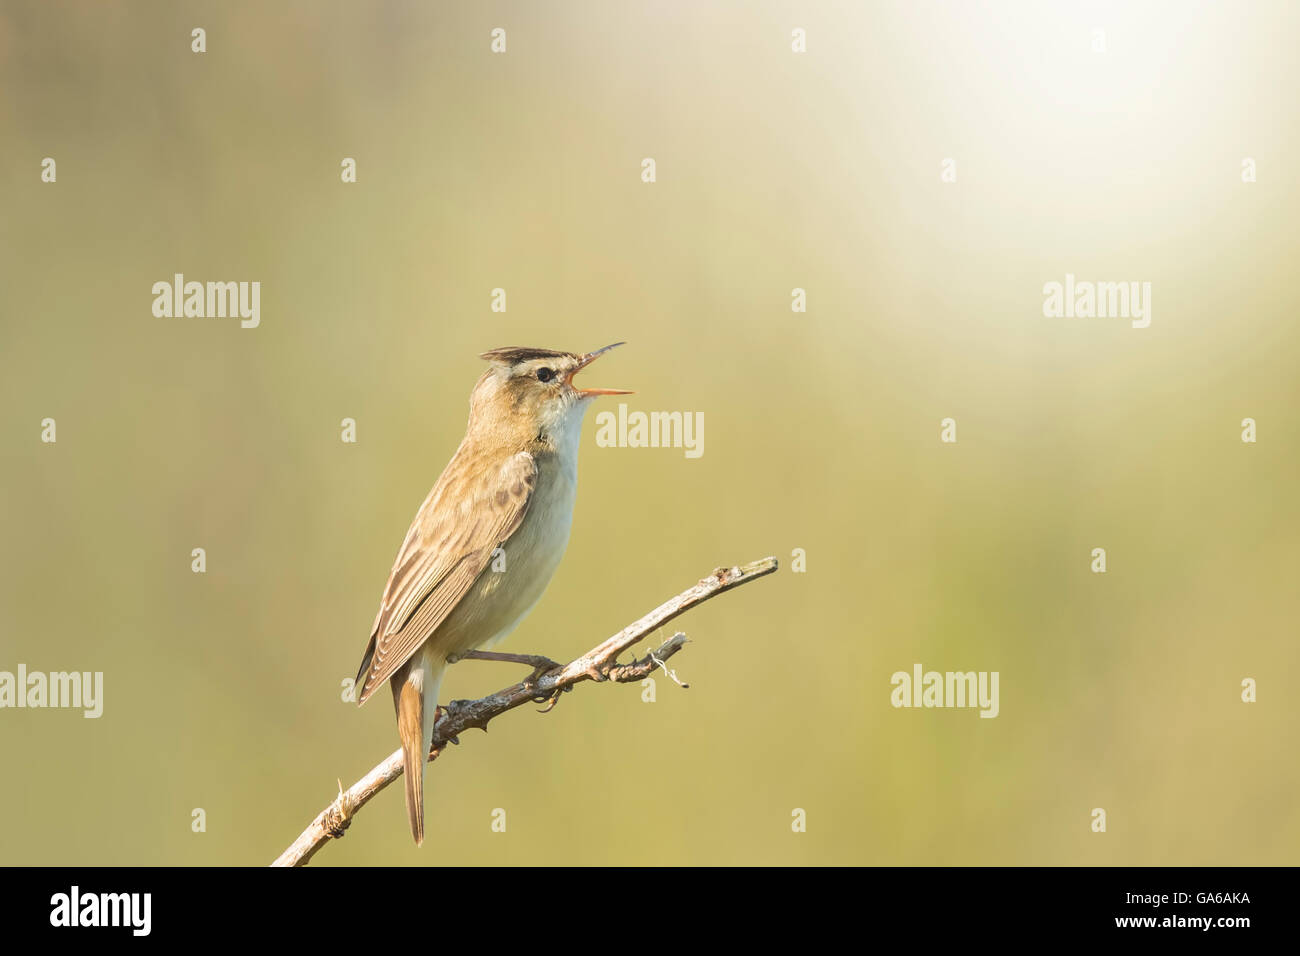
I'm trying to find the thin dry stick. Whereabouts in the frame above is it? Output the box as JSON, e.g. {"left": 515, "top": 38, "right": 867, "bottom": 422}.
{"left": 272, "top": 556, "right": 779, "bottom": 867}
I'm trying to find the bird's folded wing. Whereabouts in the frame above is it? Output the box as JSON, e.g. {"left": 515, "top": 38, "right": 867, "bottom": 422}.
{"left": 355, "top": 450, "right": 538, "bottom": 704}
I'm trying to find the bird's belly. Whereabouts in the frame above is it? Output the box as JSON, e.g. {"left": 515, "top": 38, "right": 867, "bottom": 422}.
{"left": 435, "top": 467, "right": 576, "bottom": 659}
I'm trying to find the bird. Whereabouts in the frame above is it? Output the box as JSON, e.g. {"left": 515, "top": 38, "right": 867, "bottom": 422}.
{"left": 353, "top": 343, "right": 630, "bottom": 845}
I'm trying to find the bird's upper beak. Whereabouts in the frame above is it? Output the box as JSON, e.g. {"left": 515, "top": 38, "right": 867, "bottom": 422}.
{"left": 567, "top": 342, "right": 633, "bottom": 396}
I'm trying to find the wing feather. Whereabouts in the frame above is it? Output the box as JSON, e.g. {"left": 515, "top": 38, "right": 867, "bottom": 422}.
{"left": 354, "top": 450, "right": 538, "bottom": 705}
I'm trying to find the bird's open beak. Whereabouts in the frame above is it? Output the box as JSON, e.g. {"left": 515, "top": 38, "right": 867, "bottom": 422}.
{"left": 568, "top": 342, "right": 633, "bottom": 396}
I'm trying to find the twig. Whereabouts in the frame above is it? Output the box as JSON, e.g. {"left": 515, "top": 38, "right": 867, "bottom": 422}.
{"left": 271, "top": 556, "right": 778, "bottom": 866}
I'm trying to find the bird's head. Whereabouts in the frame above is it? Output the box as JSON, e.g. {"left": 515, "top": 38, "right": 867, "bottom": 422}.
{"left": 471, "top": 343, "right": 631, "bottom": 443}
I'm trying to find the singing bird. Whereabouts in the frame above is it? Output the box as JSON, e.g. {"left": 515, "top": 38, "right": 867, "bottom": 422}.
{"left": 353, "top": 343, "right": 630, "bottom": 845}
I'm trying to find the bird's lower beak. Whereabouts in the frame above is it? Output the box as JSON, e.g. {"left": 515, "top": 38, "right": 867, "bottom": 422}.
{"left": 568, "top": 342, "right": 633, "bottom": 396}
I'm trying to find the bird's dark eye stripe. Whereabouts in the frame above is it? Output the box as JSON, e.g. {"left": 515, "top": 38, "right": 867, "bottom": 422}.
{"left": 536, "top": 367, "right": 555, "bottom": 382}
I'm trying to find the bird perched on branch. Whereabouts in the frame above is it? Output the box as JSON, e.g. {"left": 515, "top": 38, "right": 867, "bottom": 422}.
{"left": 353, "top": 343, "right": 631, "bottom": 845}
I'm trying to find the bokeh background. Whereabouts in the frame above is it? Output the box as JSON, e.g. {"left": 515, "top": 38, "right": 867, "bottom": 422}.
{"left": 1, "top": 0, "right": 1297, "bottom": 865}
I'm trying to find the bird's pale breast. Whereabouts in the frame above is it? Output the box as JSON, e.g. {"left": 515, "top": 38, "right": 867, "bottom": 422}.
{"left": 430, "top": 452, "right": 577, "bottom": 661}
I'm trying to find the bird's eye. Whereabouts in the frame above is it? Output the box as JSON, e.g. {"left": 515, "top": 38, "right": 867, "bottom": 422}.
{"left": 536, "top": 367, "right": 555, "bottom": 383}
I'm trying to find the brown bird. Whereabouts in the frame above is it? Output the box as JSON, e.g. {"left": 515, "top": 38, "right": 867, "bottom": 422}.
{"left": 353, "top": 344, "right": 630, "bottom": 845}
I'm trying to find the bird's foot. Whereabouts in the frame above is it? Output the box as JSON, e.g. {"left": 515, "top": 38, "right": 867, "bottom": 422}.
{"left": 433, "top": 703, "right": 460, "bottom": 745}
{"left": 534, "top": 684, "right": 574, "bottom": 714}
{"left": 522, "top": 657, "right": 563, "bottom": 688}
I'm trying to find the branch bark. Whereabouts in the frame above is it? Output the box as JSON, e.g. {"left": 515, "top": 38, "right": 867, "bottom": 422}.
{"left": 271, "top": 555, "right": 779, "bottom": 867}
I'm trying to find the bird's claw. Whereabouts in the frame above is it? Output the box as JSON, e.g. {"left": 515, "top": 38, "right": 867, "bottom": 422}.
{"left": 435, "top": 702, "right": 466, "bottom": 744}
{"left": 523, "top": 657, "right": 563, "bottom": 688}
{"left": 534, "top": 683, "right": 574, "bottom": 714}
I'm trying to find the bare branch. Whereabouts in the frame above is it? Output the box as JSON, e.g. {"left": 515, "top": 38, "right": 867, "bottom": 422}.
{"left": 271, "top": 556, "right": 778, "bottom": 866}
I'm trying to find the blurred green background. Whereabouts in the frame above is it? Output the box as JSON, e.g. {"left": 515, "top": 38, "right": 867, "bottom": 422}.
{"left": 1, "top": 0, "right": 1297, "bottom": 865}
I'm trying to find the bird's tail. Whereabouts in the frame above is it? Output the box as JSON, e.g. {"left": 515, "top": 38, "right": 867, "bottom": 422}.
{"left": 391, "top": 648, "right": 446, "bottom": 846}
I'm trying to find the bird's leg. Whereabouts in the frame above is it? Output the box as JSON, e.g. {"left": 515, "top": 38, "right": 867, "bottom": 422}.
{"left": 448, "top": 649, "right": 563, "bottom": 687}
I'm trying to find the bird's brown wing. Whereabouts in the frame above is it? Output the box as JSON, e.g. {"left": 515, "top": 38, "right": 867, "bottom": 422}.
{"left": 354, "top": 450, "right": 538, "bottom": 705}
